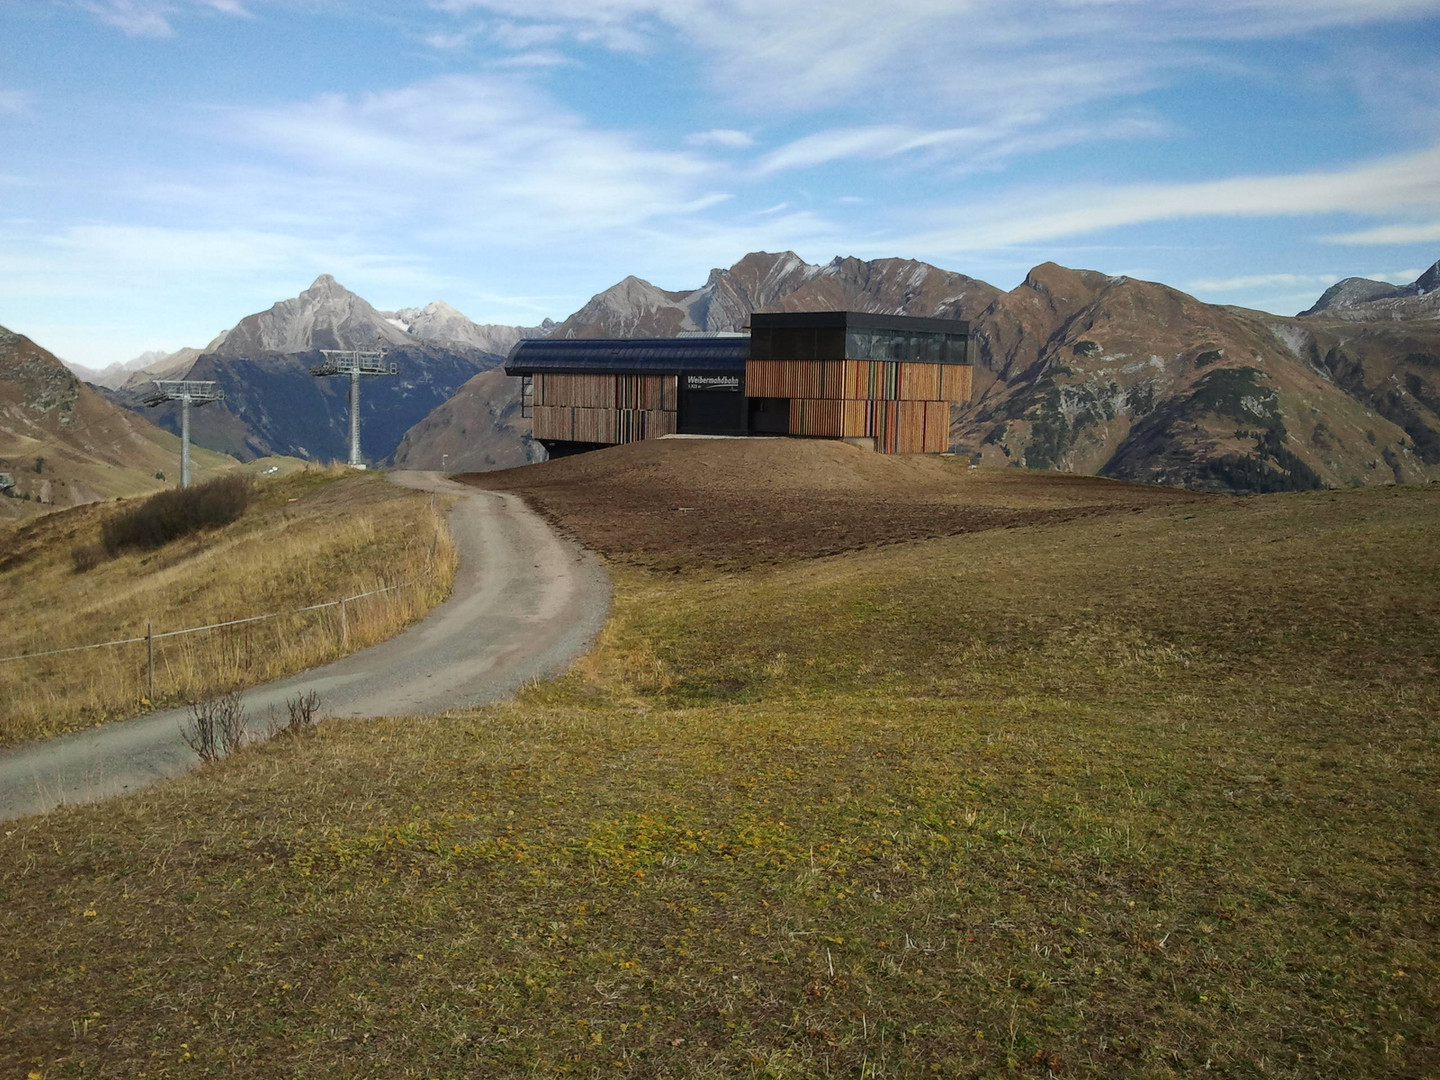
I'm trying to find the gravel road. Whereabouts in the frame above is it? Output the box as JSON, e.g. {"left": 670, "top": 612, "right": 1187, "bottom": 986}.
{"left": 0, "top": 471, "right": 611, "bottom": 822}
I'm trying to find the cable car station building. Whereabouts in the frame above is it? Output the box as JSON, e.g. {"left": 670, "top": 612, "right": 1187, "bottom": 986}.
{"left": 505, "top": 311, "right": 975, "bottom": 457}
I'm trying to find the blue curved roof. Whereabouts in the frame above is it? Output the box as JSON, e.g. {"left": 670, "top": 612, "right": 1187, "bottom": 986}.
{"left": 505, "top": 336, "right": 749, "bottom": 375}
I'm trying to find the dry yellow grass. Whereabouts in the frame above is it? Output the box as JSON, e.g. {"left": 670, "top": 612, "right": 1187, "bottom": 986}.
{"left": 0, "top": 468, "right": 456, "bottom": 746}
{"left": 2, "top": 479, "right": 1436, "bottom": 1079}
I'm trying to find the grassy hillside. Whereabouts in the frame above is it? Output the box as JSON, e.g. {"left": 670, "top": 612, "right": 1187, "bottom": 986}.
{"left": 0, "top": 469, "right": 456, "bottom": 746}
{"left": 2, "top": 462, "right": 1436, "bottom": 1078}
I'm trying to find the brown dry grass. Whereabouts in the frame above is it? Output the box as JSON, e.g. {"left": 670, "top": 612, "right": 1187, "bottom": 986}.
{"left": 0, "top": 468, "right": 456, "bottom": 746}
{"left": 466, "top": 438, "right": 1203, "bottom": 569}
{"left": 1, "top": 462, "right": 1437, "bottom": 1079}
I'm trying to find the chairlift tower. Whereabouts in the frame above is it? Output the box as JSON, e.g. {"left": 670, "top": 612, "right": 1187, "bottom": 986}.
{"left": 143, "top": 379, "right": 224, "bottom": 488}
{"left": 310, "top": 349, "right": 398, "bottom": 468}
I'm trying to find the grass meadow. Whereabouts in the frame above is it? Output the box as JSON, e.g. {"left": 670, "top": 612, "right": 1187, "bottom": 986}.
{"left": 0, "top": 468, "right": 457, "bottom": 746}
{"left": 1, "top": 481, "right": 1436, "bottom": 1078}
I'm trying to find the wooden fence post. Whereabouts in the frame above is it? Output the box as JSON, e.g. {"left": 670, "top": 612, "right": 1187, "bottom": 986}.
{"left": 147, "top": 621, "right": 154, "bottom": 702}
{"left": 340, "top": 598, "right": 349, "bottom": 649}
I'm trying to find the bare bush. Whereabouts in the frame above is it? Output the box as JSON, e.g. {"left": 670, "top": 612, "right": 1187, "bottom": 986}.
{"left": 70, "top": 543, "right": 103, "bottom": 574}
{"left": 182, "top": 689, "right": 246, "bottom": 763}
{"left": 103, "top": 475, "right": 252, "bottom": 556}
{"left": 269, "top": 690, "right": 322, "bottom": 737}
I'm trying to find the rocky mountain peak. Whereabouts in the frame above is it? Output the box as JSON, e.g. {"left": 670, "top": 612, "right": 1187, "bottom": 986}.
{"left": 306, "top": 273, "right": 343, "bottom": 294}
{"left": 1299, "top": 277, "right": 1399, "bottom": 317}
{"left": 385, "top": 300, "right": 555, "bottom": 355}
{"left": 214, "top": 274, "right": 410, "bottom": 356}
{"left": 1013, "top": 264, "right": 1111, "bottom": 317}
{"left": 1410, "top": 259, "right": 1440, "bottom": 296}
{"left": 1299, "top": 258, "right": 1440, "bottom": 318}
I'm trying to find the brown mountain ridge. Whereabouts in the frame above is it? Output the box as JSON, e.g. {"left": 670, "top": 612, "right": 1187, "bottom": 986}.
{"left": 401, "top": 252, "right": 1440, "bottom": 493}
{"left": 0, "top": 325, "right": 237, "bottom": 518}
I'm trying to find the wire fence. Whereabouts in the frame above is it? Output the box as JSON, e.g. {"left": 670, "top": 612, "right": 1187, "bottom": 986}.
{"left": 0, "top": 580, "right": 416, "bottom": 667}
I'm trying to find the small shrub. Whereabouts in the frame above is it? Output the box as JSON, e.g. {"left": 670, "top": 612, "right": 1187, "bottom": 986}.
{"left": 70, "top": 543, "right": 103, "bottom": 574}
{"left": 269, "top": 690, "right": 322, "bottom": 737}
{"left": 102, "top": 474, "right": 251, "bottom": 556}
{"left": 182, "top": 690, "right": 246, "bottom": 763}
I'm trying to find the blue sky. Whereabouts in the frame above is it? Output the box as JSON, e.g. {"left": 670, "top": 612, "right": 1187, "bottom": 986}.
{"left": 2, "top": 0, "right": 1439, "bottom": 367}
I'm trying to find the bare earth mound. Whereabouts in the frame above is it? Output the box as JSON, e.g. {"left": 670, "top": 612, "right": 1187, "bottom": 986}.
{"left": 463, "top": 438, "right": 1204, "bottom": 569}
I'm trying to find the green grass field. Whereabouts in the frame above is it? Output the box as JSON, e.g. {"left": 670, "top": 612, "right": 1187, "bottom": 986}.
{"left": 2, "top": 482, "right": 1436, "bottom": 1078}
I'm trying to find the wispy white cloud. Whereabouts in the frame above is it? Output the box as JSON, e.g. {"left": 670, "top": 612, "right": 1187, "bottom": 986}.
{"left": 193, "top": 75, "right": 730, "bottom": 242}
{"left": 1322, "top": 221, "right": 1440, "bottom": 244}
{"left": 1188, "top": 272, "right": 1340, "bottom": 291}
{"left": 685, "top": 129, "right": 755, "bottom": 149}
{"left": 487, "top": 20, "right": 569, "bottom": 49}
{"left": 753, "top": 115, "right": 1168, "bottom": 178}
{"left": 756, "top": 126, "right": 964, "bottom": 173}
{"left": 430, "top": 0, "right": 658, "bottom": 51}
{"left": 903, "top": 144, "right": 1440, "bottom": 253}
{"left": 492, "top": 49, "right": 575, "bottom": 68}
{"left": 430, "top": 0, "right": 1440, "bottom": 117}
{"left": 78, "top": 0, "right": 254, "bottom": 37}
{"left": 0, "top": 90, "right": 32, "bottom": 115}
{"left": 423, "top": 29, "right": 474, "bottom": 50}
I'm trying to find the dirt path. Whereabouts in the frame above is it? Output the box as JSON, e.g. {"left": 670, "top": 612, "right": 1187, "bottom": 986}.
{"left": 0, "top": 471, "right": 610, "bottom": 822}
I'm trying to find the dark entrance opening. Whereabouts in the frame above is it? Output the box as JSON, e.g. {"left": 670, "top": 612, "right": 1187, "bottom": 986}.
{"left": 748, "top": 397, "right": 790, "bottom": 434}
{"left": 678, "top": 372, "right": 747, "bottom": 434}
{"left": 538, "top": 440, "right": 610, "bottom": 459}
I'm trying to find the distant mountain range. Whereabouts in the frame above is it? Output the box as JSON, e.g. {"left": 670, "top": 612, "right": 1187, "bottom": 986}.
{"left": 96, "top": 275, "right": 552, "bottom": 464}
{"left": 65, "top": 345, "right": 209, "bottom": 390}
{"left": 384, "top": 303, "right": 556, "bottom": 356}
{"left": 29, "top": 252, "right": 1440, "bottom": 495}
{"left": 434, "top": 251, "right": 1437, "bottom": 493}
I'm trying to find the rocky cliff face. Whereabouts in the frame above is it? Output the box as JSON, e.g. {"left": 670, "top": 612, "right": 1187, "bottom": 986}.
{"left": 958, "top": 264, "right": 1438, "bottom": 491}
{"left": 384, "top": 302, "right": 554, "bottom": 356}
{"left": 214, "top": 274, "right": 412, "bottom": 356}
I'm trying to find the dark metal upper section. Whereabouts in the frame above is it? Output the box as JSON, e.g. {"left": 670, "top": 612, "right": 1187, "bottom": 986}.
{"left": 142, "top": 379, "right": 225, "bottom": 407}
{"left": 748, "top": 311, "right": 969, "bottom": 335}
{"left": 311, "top": 349, "right": 397, "bottom": 377}
{"left": 505, "top": 336, "right": 749, "bottom": 375}
{"left": 506, "top": 313, "right": 974, "bottom": 375}
{"left": 750, "top": 311, "right": 973, "bottom": 366}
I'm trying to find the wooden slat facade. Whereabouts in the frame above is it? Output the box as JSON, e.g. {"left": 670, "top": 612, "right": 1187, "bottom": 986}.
{"left": 533, "top": 373, "right": 678, "bottom": 412}
{"left": 746, "top": 360, "right": 970, "bottom": 403}
{"left": 532, "top": 404, "right": 678, "bottom": 444}
{"left": 522, "top": 336, "right": 969, "bottom": 454}
{"left": 750, "top": 358, "right": 967, "bottom": 453}
{"left": 788, "top": 398, "right": 952, "bottom": 454}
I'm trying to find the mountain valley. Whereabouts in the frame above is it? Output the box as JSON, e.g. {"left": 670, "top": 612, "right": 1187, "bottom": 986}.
{"left": 25, "top": 252, "right": 1440, "bottom": 495}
